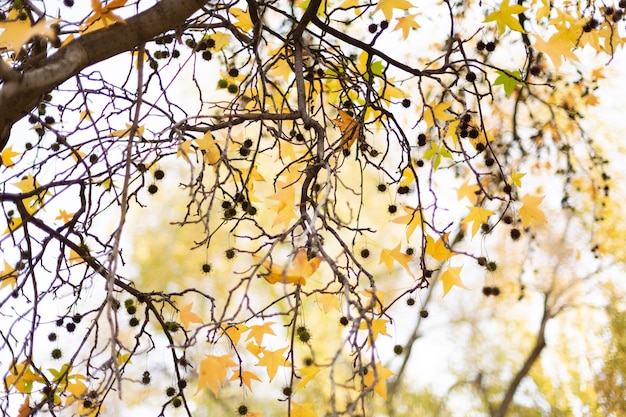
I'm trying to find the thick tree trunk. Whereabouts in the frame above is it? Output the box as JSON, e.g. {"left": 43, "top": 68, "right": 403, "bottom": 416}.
{"left": 0, "top": 0, "right": 207, "bottom": 151}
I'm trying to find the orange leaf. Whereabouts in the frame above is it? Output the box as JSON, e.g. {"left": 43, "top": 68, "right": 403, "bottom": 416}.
{"left": 180, "top": 302, "right": 203, "bottom": 329}
{"left": 246, "top": 322, "right": 276, "bottom": 345}
{"left": 229, "top": 370, "right": 262, "bottom": 390}
{"left": 196, "top": 354, "right": 238, "bottom": 397}
{"left": 332, "top": 109, "right": 361, "bottom": 152}
{"left": 17, "top": 396, "right": 30, "bottom": 417}
{"left": 223, "top": 323, "right": 248, "bottom": 345}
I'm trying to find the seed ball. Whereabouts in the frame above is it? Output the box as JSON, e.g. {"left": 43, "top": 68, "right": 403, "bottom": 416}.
{"left": 401, "top": 98, "right": 411, "bottom": 108}
{"left": 360, "top": 248, "right": 370, "bottom": 258}
{"left": 66, "top": 322, "right": 76, "bottom": 333}
{"left": 377, "top": 184, "right": 387, "bottom": 192}
{"left": 393, "top": 344, "right": 403, "bottom": 355}
{"left": 228, "top": 68, "right": 239, "bottom": 77}
{"left": 465, "top": 72, "right": 477, "bottom": 82}
{"left": 202, "top": 51, "right": 212, "bottom": 61}
{"left": 339, "top": 316, "right": 349, "bottom": 326}
{"left": 237, "top": 405, "right": 248, "bottom": 416}
{"left": 380, "top": 20, "right": 389, "bottom": 29}
{"left": 406, "top": 298, "right": 415, "bottom": 306}
{"left": 129, "top": 317, "right": 139, "bottom": 327}
{"left": 48, "top": 332, "right": 57, "bottom": 342}
{"left": 510, "top": 228, "right": 521, "bottom": 240}
{"left": 227, "top": 84, "right": 238, "bottom": 94}
{"left": 64, "top": 0, "right": 74, "bottom": 6}
{"left": 482, "top": 286, "right": 493, "bottom": 296}
{"left": 486, "top": 41, "right": 496, "bottom": 51}
{"left": 51, "top": 348, "right": 63, "bottom": 359}
{"left": 202, "top": 263, "right": 211, "bottom": 273}
{"left": 368, "top": 23, "right": 377, "bottom": 33}
{"left": 477, "top": 40, "right": 486, "bottom": 50}
{"left": 172, "top": 397, "right": 182, "bottom": 408}
{"left": 154, "top": 169, "right": 165, "bottom": 180}
{"left": 417, "top": 134, "right": 427, "bottom": 146}
{"left": 388, "top": 204, "right": 397, "bottom": 214}
{"left": 420, "top": 309, "right": 429, "bottom": 318}
{"left": 147, "top": 184, "right": 158, "bottom": 194}
{"left": 126, "top": 305, "right": 137, "bottom": 315}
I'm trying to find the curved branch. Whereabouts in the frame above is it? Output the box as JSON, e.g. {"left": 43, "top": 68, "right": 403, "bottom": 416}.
{"left": 0, "top": 0, "right": 208, "bottom": 151}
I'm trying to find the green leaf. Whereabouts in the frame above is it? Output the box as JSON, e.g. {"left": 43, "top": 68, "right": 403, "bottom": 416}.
{"left": 493, "top": 70, "right": 523, "bottom": 97}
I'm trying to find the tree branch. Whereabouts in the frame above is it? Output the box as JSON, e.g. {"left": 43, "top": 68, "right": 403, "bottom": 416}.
{"left": 0, "top": 0, "right": 208, "bottom": 151}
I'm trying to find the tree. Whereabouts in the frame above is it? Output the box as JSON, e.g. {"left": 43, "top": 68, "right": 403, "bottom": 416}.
{"left": 1, "top": 0, "right": 624, "bottom": 416}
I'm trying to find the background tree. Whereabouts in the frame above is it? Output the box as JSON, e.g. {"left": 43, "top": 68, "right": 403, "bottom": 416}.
{"left": 1, "top": 0, "right": 625, "bottom": 416}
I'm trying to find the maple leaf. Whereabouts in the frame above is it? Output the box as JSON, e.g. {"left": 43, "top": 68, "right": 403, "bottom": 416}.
{"left": 229, "top": 370, "right": 262, "bottom": 390}
{"left": 440, "top": 266, "right": 466, "bottom": 296}
{"left": 512, "top": 170, "right": 525, "bottom": 187}
{"left": 536, "top": 0, "right": 550, "bottom": 20}
{"left": 230, "top": 8, "right": 253, "bottom": 32}
{"left": 111, "top": 123, "right": 145, "bottom": 138}
{"left": 462, "top": 206, "right": 495, "bottom": 237}
{"left": 393, "top": 14, "right": 420, "bottom": 39}
{"left": 392, "top": 204, "right": 422, "bottom": 239}
{"left": 1, "top": 145, "right": 20, "bottom": 168}
{"left": 196, "top": 354, "right": 238, "bottom": 397}
{"left": 195, "top": 131, "right": 221, "bottom": 165}
{"left": 5, "top": 361, "right": 44, "bottom": 393}
{"left": 55, "top": 209, "right": 74, "bottom": 223}
{"left": 518, "top": 194, "right": 547, "bottom": 228}
{"left": 245, "top": 341, "right": 266, "bottom": 358}
{"left": 425, "top": 234, "right": 452, "bottom": 262}
{"left": 246, "top": 322, "right": 276, "bottom": 345}
{"left": 223, "top": 323, "right": 248, "bottom": 345}
{"left": 17, "top": 396, "right": 30, "bottom": 417}
{"left": 484, "top": 0, "right": 527, "bottom": 36}
{"left": 456, "top": 179, "right": 479, "bottom": 203}
{"left": 255, "top": 346, "right": 291, "bottom": 381}
{"left": 317, "top": 293, "right": 341, "bottom": 313}
{"left": 291, "top": 402, "right": 319, "bottom": 417}
{"left": 373, "top": 0, "right": 414, "bottom": 22}
{"left": 0, "top": 18, "right": 57, "bottom": 54}
{"left": 379, "top": 243, "right": 414, "bottom": 277}
{"left": 259, "top": 249, "right": 321, "bottom": 285}
{"left": 332, "top": 109, "right": 361, "bottom": 152}
{"left": 360, "top": 318, "right": 390, "bottom": 346}
{"left": 85, "top": 0, "right": 128, "bottom": 29}
{"left": 362, "top": 362, "right": 394, "bottom": 399}
{"left": 531, "top": 34, "right": 579, "bottom": 71}
{"left": 1, "top": 261, "right": 18, "bottom": 290}
{"left": 296, "top": 365, "right": 321, "bottom": 391}
{"left": 493, "top": 70, "right": 523, "bottom": 97}
{"left": 180, "top": 302, "right": 203, "bottom": 329}
{"left": 423, "top": 101, "right": 454, "bottom": 128}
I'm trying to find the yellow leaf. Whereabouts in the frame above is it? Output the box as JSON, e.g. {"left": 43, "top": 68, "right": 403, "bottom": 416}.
{"left": 1, "top": 145, "right": 20, "bottom": 167}
{"left": 391, "top": 204, "right": 422, "bottom": 240}
{"left": 359, "top": 318, "right": 390, "bottom": 345}
{"left": 55, "top": 209, "right": 74, "bottom": 224}
{"left": 512, "top": 170, "right": 525, "bottom": 187}
{"left": 362, "top": 362, "right": 394, "bottom": 399}
{"left": 116, "top": 351, "right": 131, "bottom": 365}
{"left": 207, "top": 32, "right": 230, "bottom": 51}
{"left": 425, "top": 234, "right": 452, "bottom": 262}
{"left": 111, "top": 123, "right": 145, "bottom": 138}
{"left": 229, "top": 370, "right": 262, "bottom": 390}
{"left": 245, "top": 341, "right": 266, "bottom": 358}
{"left": 246, "top": 322, "right": 276, "bottom": 345}
{"left": 259, "top": 249, "right": 321, "bottom": 286}
{"left": 196, "top": 354, "right": 238, "bottom": 397}
{"left": 5, "top": 362, "right": 44, "bottom": 393}
{"left": 393, "top": 14, "right": 420, "bottom": 39}
{"left": 484, "top": 0, "right": 527, "bottom": 36}
{"left": 84, "top": 0, "right": 127, "bottom": 29}
{"left": 180, "top": 302, "right": 203, "bottom": 329}
{"left": 68, "top": 248, "right": 84, "bottom": 265}
{"left": 379, "top": 243, "right": 414, "bottom": 277}
{"left": 531, "top": 34, "right": 579, "bottom": 71}
{"left": 536, "top": 0, "right": 550, "bottom": 20}
{"left": 255, "top": 346, "right": 291, "bottom": 381}
{"left": 296, "top": 365, "right": 320, "bottom": 391}
{"left": 423, "top": 101, "right": 454, "bottom": 128}
{"left": 230, "top": 8, "right": 253, "bottom": 32}
{"left": 440, "top": 266, "right": 466, "bottom": 296}
{"left": 291, "top": 402, "right": 319, "bottom": 417}
{"left": 223, "top": 323, "right": 248, "bottom": 345}
{"left": 195, "top": 131, "right": 221, "bottom": 165}
{"left": 518, "top": 194, "right": 547, "bottom": 228}
{"left": 0, "top": 18, "right": 57, "bottom": 54}
{"left": 399, "top": 166, "right": 415, "bottom": 187}
{"left": 461, "top": 206, "right": 494, "bottom": 237}
{"left": 332, "top": 109, "right": 361, "bottom": 152}
{"left": 456, "top": 179, "right": 479, "bottom": 203}
{"left": 1, "top": 261, "right": 18, "bottom": 290}
{"left": 373, "top": 0, "right": 414, "bottom": 22}
{"left": 316, "top": 293, "right": 341, "bottom": 313}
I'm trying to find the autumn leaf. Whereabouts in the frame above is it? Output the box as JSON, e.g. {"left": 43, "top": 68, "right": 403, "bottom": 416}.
{"left": 230, "top": 8, "right": 254, "bottom": 32}
{"left": 359, "top": 318, "right": 390, "bottom": 345}
{"left": 246, "top": 322, "right": 276, "bottom": 345}
{"left": 316, "top": 293, "right": 341, "bottom": 313}
{"left": 255, "top": 346, "right": 291, "bottom": 381}
{"left": 1, "top": 145, "right": 20, "bottom": 168}
{"left": 425, "top": 234, "right": 452, "bottom": 262}
{"left": 391, "top": 204, "right": 422, "bottom": 239}
{"left": 179, "top": 302, "right": 203, "bottom": 329}
{"left": 296, "top": 365, "right": 321, "bottom": 391}
{"left": 196, "top": 354, "right": 238, "bottom": 397}
{"left": 536, "top": 0, "right": 551, "bottom": 20}
{"left": 5, "top": 361, "right": 44, "bottom": 393}
{"left": 1, "top": 261, "right": 18, "bottom": 290}
{"left": 223, "top": 323, "right": 248, "bottom": 345}
{"left": 493, "top": 70, "right": 523, "bottom": 97}
{"left": 379, "top": 242, "right": 414, "bottom": 277}
{"left": 259, "top": 249, "right": 321, "bottom": 286}
{"left": 332, "top": 109, "right": 361, "bottom": 152}
{"left": 484, "top": 0, "right": 527, "bottom": 35}
{"left": 17, "top": 396, "right": 30, "bottom": 417}
{"left": 195, "top": 131, "right": 221, "bottom": 165}
{"left": 461, "top": 206, "right": 495, "bottom": 237}
{"left": 393, "top": 14, "right": 420, "bottom": 39}
{"left": 85, "top": 0, "right": 128, "bottom": 29}
{"left": 373, "top": 0, "right": 414, "bottom": 22}
{"left": 362, "top": 362, "right": 394, "bottom": 399}
{"left": 423, "top": 101, "right": 454, "bottom": 128}
{"left": 229, "top": 370, "right": 262, "bottom": 390}
{"left": 518, "top": 194, "right": 547, "bottom": 228}
{"left": 0, "top": 18, "right": 57, "bottom": 54}
{"left": 55, "top": 209, "right": 74, "bottom": 224}
{"left": 440, "top": 266, "right": 466, "bottom": 296}
{"left": 291, "top": 402, "right": 319, "bottom": 417}
{"left": 456, "top": 179, "right": 480, "bottom": 203}
{"left": 531, "top": 34, "right": 580, "bottom": 71}
{"left": 511, "top": 170, "right": 526, "bottom": 187}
